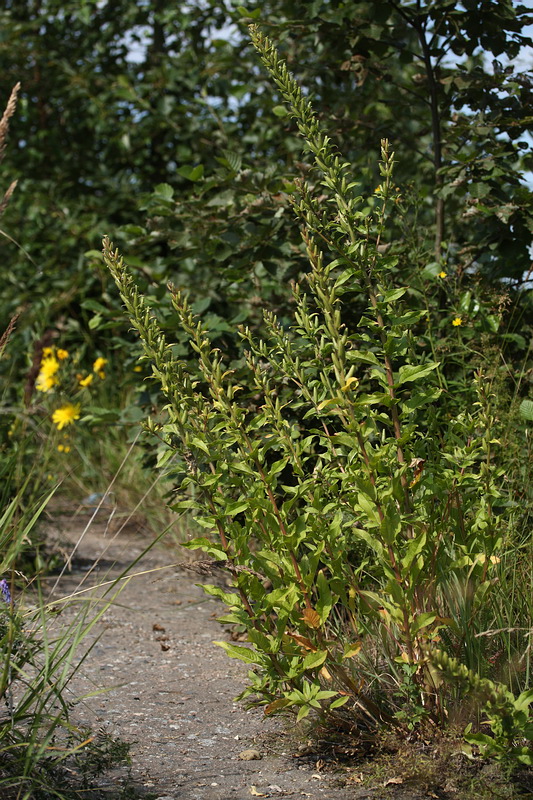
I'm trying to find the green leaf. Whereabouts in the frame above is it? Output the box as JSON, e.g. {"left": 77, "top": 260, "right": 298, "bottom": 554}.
{"left": 177, "top": 164, "right": 204, "bottom": 181}
{"left": 236, "top": 5, "right": 261, "bottom": 18}
{"left": 316, "top": 570, "right": 333, "bottom": 623}
{"left": 181, "top": 537, "right": 227, "bottom": 561}
{"left": 519, "top": 399, "right": 533, "bottom": 422}
{"left": 357, "top": 493, "right": 381, "bottom": 527}
{"left": 329, "top": 695, "right": 350, "bottom": 709}
{"left": 191, "top": 437, "right": 211, "bottom": 456}
{"left": 411, "top": 612, "right": 437, "bottom": 635}
{"left": 302, "top": 650, "right": 328, "bottom": 670}
{"left": 225, "top": 499, "right": 249, "bottom": 515}
{"left": 200, "top": 584, "right": 241, "bottom": 606}
{"left": 296, "top": 705, "right": 311, "bottom": 722}
{"left": 396, "top": 362, "right": 439, "bottom": 386}
{"left": 382, "top": 287, "right": 406, "bottom": 304}
{"left": 88, "top": 313, "right": 103, "bottom": 330}
{"left": 153, "top": 182, "right": 174, "bottom": 200}
{"left": 247, "top": 628, "right": 278, "bottom": 653}
{"left": 401, "top": 530, "right": 426, "bottom": 570}
{"left": 214, "top": 641, "right": 262, "bottom": 664}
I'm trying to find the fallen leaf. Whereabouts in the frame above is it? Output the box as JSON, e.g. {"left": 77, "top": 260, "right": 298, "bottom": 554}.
{"left": 249, "top": 786, "right": 267, "bottom": 797}
{"left": 346, "top": 772, "right": 364, "bottom": 784}
{"left": 152, "top": 623, "right": 166, "bottom": 632}
{"left": 231, "top": 631, "right": 248, "bottom": 641}
{"left": 160, "top": 642, "right": 170, "bottom": 651}
{"left": 384, "top": 776, "right": 403, "bottom": 786}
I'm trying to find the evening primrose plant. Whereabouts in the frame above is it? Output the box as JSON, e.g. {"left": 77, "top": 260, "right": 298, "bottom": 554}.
{"left": 104, "top": 26, "right": 528, "bottom": 752}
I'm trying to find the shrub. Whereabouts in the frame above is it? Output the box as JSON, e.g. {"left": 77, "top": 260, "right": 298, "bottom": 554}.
{"left": 104, "top": 26, "right": 530, "bottom": 757}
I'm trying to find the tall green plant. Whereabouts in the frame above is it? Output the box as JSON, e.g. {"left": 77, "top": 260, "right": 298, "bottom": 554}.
{"left": 104, "top": 26, "right": 519, "bottom": 745}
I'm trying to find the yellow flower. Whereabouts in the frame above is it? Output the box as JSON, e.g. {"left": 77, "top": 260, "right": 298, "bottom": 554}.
{"left": 452, "top": 316, "right": 463, "bottom": 327}
{"left": 40, "top": 356, "right": 59, "bottom": 377}
{"left": 56, "top": 348, "right": 69, "bottom": 360}
{"left": 36, "top": 373, "right": 58, "bottom": 393}
{"left": 42, "top": 347, "right": 53, "bottom": 357}
{"left": 35, "top": 354, "right": 61, "bottom": 392}
{"left": 133, "top": 366, "right": 142, "bottom": 373}
{"left": 438, "top": 270, "right": 447, "bottom": 278}
{"left": 52, "top": 404, "right": 80, "bottom": 430}
{"left": 97, "top": 370, "right": 105, "bottom": 380}
{"left": 93, "top": 357, "right": 108, "bottom": 373}
{"left": 79, "top": 374, "right": 93, "bottom": 387}
{"left": 57, "top": 444, "right": 71, "bottom": 453}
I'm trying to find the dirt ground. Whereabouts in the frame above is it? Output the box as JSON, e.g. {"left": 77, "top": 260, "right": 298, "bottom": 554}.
{"left": 41, "top": 510, "right": 521, "bottom": 800}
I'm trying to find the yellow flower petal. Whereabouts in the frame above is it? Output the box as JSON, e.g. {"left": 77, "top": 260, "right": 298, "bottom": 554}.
{"left": 40, "top": 356, "right": 60, "bottom": 377}
{"left": 51, "top": 404, "right": 80, "bottom": 430}
{"left": 93, "top": 357, "right": 108, "bottom": 373}
{"left": 36, "top": 373, "right": 58, "bottom": 393}
{"left": 79, "top": 374, "right": 93, "bottom": 387}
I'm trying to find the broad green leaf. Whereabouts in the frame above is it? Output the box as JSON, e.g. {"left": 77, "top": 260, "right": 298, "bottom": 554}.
{"left": 225, "top": 499, "right": 250, "bottom": 515}
{"left": 396, "top": 362, "right": 439, "bottom": 385}
{"left": 329, "top": 695, "right": 350, "bottom": 709}
{"left": 154, "top": 182, "right": 174, "bottom": 200}
{"left": 181, "top": 537, "right": 227, "bottom": 561}
{"left": 411, "top": 612, "right": 437, "bottom": 635}
{"left": 200, "top": 584, "right": 241, "bottom": 606}
{"left": 214, "top": 641, "right": 262, "bottom": 664}
{"left": 302, "top": 650, "right": 328, "bottom": 670}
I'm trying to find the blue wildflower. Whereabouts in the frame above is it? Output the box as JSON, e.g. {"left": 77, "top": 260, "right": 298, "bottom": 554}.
{"left": 0, "top": 579, "right": 11, "bottom": 604}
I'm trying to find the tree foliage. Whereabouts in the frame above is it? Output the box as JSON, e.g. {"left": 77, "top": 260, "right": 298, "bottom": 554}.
{"left": 1, "top": 0, "right": 531, "bottom": 334}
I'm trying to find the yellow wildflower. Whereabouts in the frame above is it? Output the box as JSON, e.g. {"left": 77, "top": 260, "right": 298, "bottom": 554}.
{"left": 133, "top": 366, "right": 142, "bottom": 373}
{"left": 40, "top": 356, "right": 59, "bottom": 377}
{"left": 52, "top": 404, "right": 80, "bottom": 430}
{"left": 79, "top": 374, "right": 93, "bottom": 387}
{"left": 438, "top": 271, "right": 447, "bottom": 278}
{"left": 97, "top": 371, "right": 105, "bottom": 380}
{"left": 93, "top": 357, "right": 107, "bottom": 373}
{"left": 36, "top": 373, "right": 58, "bottom": 392}
{"left": 56, "top": 348, "right": 69, "bottom": 360}
{"left": 42, "top": 347, "right": 53, "bottom": 357}
{"left": 57, "top": 444, "right": 71, "bottom": 453}
{"left": 452, "top": 316, "right": 463, "bottom": 327}
{"left": 36, "top": 354, "right": 60, "bottom": 393}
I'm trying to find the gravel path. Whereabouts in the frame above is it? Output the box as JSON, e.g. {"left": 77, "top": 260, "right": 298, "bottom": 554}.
{"left": 44, "top": 514, "right": 381, "bottom": 800}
